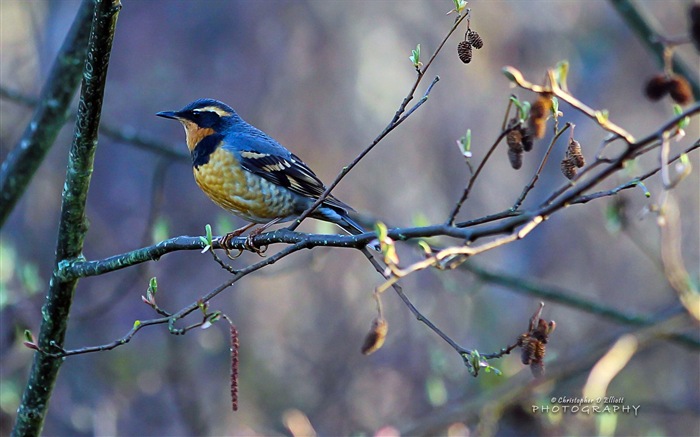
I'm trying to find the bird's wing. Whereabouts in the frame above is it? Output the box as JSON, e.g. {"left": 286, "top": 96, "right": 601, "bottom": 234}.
{"left": 226, "top": 133, "right": 353, "bottom": 212}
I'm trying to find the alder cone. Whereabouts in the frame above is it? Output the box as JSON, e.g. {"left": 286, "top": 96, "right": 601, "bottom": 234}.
{"left": 457, "top": 40, "right": 473, "bottom": 64}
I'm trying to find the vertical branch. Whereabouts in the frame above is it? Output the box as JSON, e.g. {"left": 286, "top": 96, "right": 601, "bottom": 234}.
{"left": 0, "top": 0, "right": 94, "bottom": 228}
{"left": 12, "top": 1, "right": 121, "bottom": 436}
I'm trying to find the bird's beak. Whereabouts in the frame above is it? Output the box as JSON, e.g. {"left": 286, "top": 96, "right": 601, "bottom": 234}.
{"left": 156, "top": 110, "right": 179, "bottom": 120}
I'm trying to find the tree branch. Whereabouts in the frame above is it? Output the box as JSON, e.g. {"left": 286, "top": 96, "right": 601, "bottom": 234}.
{"left": 461, "top": 262, "right": 699, "bottom": 349}
{"left": 13, "top": 2, "right": 121, "bottom": 435}
{"left": 59, "top": 130, "right": 698, "bottom": 282}
{"left": 0, "top": 0, "right": 93, "bottom": 228}
{"left": 0, "top": 85, "right": 189, "bottom": 162}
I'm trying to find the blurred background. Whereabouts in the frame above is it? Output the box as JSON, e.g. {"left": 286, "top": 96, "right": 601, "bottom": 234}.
{"left": 1, "top": 1, "right": 698, "bottom": 435}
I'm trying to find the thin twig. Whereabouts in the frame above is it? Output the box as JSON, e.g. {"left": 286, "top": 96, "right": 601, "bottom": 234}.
{"left": 512, "top": 122, "right": 572, "bottom": 210}
{"left": 572, "top": 141, "right": 700, "bottom": 205}
{"left": 361, "top": 248, "right": 469, "bottom": 356}
{"left": 168, "top": 241, "right": 309, "bottom": 334}
{"left": 503, "top": 66, "right": 635, "bottom": 143}
{"left": 379, "top": 216, "right": 544, "bottom": 293}
{"left": 537, "top": 95, "right": 700, "bottom": 210}
{"left": 288, "top": 12, "right": 470, "bottom": 232}
{"left": 44, "top": 317, "right": 169, "bottom": 357}
{"left": 447, "top": 128, "right": 513, "bottom": 225}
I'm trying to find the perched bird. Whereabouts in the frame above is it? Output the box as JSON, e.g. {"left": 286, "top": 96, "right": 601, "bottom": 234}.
{"left": 157, "top": 98, "right": 367, "bottom": 252}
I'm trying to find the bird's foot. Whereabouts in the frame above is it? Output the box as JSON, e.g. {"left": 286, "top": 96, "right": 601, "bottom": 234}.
{"left": 244, "top": 227, "right": 268, "bottom": 256}
{"left": 219, "top": 223, "right": 256, "bottom": 259}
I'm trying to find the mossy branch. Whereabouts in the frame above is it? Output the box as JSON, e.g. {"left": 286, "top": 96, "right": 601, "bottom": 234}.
{"left": 12, "top": 1, "right": 121, "bottom": 436}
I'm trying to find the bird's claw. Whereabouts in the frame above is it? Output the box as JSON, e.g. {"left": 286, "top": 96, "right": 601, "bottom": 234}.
{"left": 244, "top": 234, "right": 268, "bottom": 256}
{"left": 219, "top": 232, "right": 244, "bottom": 260}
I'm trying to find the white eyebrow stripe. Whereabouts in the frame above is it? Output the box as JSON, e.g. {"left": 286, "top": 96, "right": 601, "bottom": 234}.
{"left": 192, "top": 106, "right": 232, "bottom": 117}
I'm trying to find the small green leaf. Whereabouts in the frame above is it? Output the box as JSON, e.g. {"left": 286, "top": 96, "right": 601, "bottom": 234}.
{"left": 457, "top": 130, "right": 473, "bottom": 158}
{"left": 201, "top": 224, "right": 214, "bottom": 253}
{"left": 206, "top": 224, "right": 213, "bottom": 243}
{"left": 374, "top": 222, "right": 388, "bottom": 242}
{"left": 481, "top": 363, "right": 502, "bottom": 375}
{"left": 551, "top": 96, "right": 559, "bottom": 114}
{"left": 636, "top": 181, "right": 651, "bottom": 198}
{"left": 520, "top": 101, "right": 531, "bottom": 120}
{"left": 133, "top": 320, "right": 141, "bottom": 328}
{"left": 23, "top": 329, "right": 34, "bottom": 343}
{"left": 148, "top": 277, "right": 158, "bottom": 296}
{"left": 673, "top": 104, "right": 690, "bottom": 129}
{"left": 198, "top": 299, "right": 208, "bottom": 314}
{"left": 595, "top": 109, "right": 609, "bottom": 123}
{"left": 451, "top": 0, "right": 468, "bottom": 14}
{"left": 680, "top": 153, "right": 690, "bottom": 166}
{"left": 555, "top": 60, "right": 569, "bottom": 90}
{"left": 462, "top": 129, "right": 472, "bottom": 153}
{"left": 509, "top": 96, "right": 530, "bottom": 121}
{"left": 409, "top": 44, "right": 422, "bottom": 68}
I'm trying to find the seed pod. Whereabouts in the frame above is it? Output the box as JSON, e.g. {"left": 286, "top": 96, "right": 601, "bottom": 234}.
{"left": 507, "top": 129, "right": 524, "bottom": 153}
{"left": 667, "top": 74, "right": 693, "bottom": 105}
{"left": 530, "top": 94, "right": 552, "bottom": 119}
{"left": 508, "top": 148, "right": 523, "bottom": 170}
{"left": 644, "top": 74, "right": 670, "bottom": 101}
{"left": 467, "top": 29, "right": 484, "bottom": 49}
{"left": 528, "top": 119, "right": 546, "bottom": 140}
{"left": 560, "top": 157, "right": 577, "bottom": 180}
{"left": 529, "top": 95, "right": 552, "bottom": 139}
{"left": 457, "top": 40, "right": 473, "bottom": 64}
{"left": 520, "top": 337, "right": 537, "bottom": 365}
{"left": 567, "top": 139, "right": 585, "bottom": 168}
{"left": 529, "top": 341, "right": 546, "bottom": 378}
{"left": 361, "top": 317, "right": 388, "bottom": 355}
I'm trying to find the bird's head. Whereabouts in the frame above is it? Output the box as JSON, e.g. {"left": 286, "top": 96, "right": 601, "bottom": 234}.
{"left": 157, "top": 98, "right": 238, "bottom": 151}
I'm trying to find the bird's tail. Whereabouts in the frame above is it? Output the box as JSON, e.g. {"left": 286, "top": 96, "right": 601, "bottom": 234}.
{"left": 337, "top": 213, "right": 368, "bottom": 235}
{"left": 313, "top": 207, "right": 379, "bottom": 236}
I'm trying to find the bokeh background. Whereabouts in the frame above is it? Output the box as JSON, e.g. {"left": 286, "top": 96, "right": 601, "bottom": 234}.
{"left": 1, "top": 1, "right": 698, "bottom": 435}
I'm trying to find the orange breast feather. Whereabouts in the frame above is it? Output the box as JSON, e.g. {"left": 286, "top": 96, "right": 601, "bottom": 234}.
{"left": 193, "top": 147, "right": 297, "bottom": 222}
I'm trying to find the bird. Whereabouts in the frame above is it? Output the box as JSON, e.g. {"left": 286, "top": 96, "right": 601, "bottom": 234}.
{"left": 156, "top": 98, "right": 368, "bottom": 254}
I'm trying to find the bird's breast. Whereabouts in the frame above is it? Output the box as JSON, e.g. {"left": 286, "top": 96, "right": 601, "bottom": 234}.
{"left": 193, "top": 147, "right": 299, "bottom": 222}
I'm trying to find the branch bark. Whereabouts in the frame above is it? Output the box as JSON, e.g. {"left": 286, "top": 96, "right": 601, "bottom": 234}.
{"left": 12, "top": 1, "right": 121, "bottom": 435}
